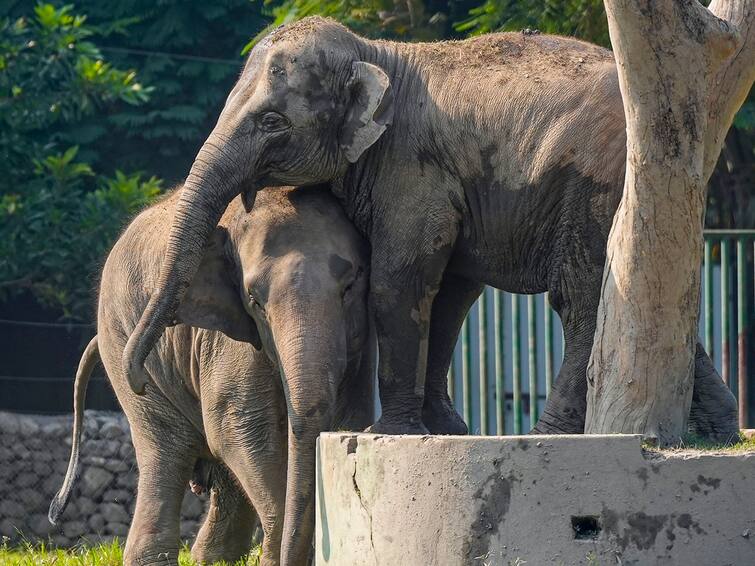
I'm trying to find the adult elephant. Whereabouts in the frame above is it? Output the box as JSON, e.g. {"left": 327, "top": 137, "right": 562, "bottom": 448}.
{"left": 51, "top": 185, "right": 374, "bottom": 566}
{"left": 124, "top": 17, "right": 737, "bottom": 440}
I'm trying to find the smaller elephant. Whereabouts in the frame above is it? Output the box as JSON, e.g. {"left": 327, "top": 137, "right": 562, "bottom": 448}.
{"left": 50, "top": 185, "right": 375, "bottom": 566}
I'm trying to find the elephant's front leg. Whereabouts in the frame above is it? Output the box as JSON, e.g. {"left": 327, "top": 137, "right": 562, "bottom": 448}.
{"left": 367, "top": 222, "right": 456, "bottom": 435}
{"left": 423, "top": 272, "right": 483, "bottom": 434}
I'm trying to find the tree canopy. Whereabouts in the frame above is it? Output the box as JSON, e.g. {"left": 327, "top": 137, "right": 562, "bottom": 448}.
{"left": 0, "top": 0, "right": 751, "bottom": 321}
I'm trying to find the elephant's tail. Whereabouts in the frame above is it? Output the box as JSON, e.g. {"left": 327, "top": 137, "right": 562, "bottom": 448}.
{"left": 49, "top": 335, "right": 99, "bottom": 525}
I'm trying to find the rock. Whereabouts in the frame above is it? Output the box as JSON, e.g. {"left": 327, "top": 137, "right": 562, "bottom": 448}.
{"left": 14, "top": 444, "right": 31, "bottom": 460}
{"left": 105, "top": 459, "right": 130, "bottom": 473}
{"left": 62, "top": 520, "right": 86, "bottom": 539}
{"left": 16, "top": 471, "right": 38, "bottom": 488}
{"left": 59, "top": 499, "right": 78, "bottom": 518}
{"left": 107, "top": 522, "right": 129, "bottom": 537}
{"left": 17, "top": 488, "right": 46, "bottom": 510}
{"left": 0, "top": 499, "right": 25, "bottom": 518}
{"left": 83, "top": 415, "right": 99, "bottom": 434}
{"left": 43, "top": 474, "right": 64, "bottom": 494}
{"left": 52, "top": 533, "right": 70, "bottom": 547}
{"left": 0, "top": 446, "right": 13, "bottom": 462}
{"left": 33, "top": 460, "right": 52, "bottom": 477}
{"left": 77, "top": 497, "right": 96, "bottom": 515}
{"left": 0, "top": 412, "right": 20, "bottom": 435}
{"left": 88, "top": 513, "right": 106, "bottom": 533}
{"left": 42, "top": 421, "right": 67, "bottom": 437}
{"left": 102, "top": 489, "right": 132, "bottom": 504}
{"left": 100, "top": 421, "right": 123, "bottom": 440}
{"left": 119, "top": 443, "right": 135, "bottom": 460}
{"left": 81, "top": 466, "right": 114, "bottom": 498}
{"left": 0, "top": 518, "right": 19, "bottom": 537}
{"left": 101, "top": 502, "right": 130, "bottom": 524}
{"left": 18, "top": 416, "right": 40, "bottom": 436}
{"left": 181, "top": 493, "right": 206, "bottom": 520}
{"left": 86, "top": 440, "right": 115, "bottom": 458}
{"left": 83, "top": 455, "right": 108, "bottom": 467}
{"left": 27, "top": 437, "right": 42, "bottom": 450}
{"left": 36, "top": 449, "right": 53, "bottom": 462}
{"left": 29, "top": 513, "right": 55, "bottom": 536}
{"left": 117, "top": 472, "right": 138, "bottom": 490}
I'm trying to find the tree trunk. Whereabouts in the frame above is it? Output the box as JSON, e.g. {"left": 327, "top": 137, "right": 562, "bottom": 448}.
{"left": 585, "top": 0, "right": 754, "bottom": 445}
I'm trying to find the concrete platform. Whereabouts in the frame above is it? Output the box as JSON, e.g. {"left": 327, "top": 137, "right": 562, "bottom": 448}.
{"left": 316, "top": 433, "right": 755, "bottom": 565}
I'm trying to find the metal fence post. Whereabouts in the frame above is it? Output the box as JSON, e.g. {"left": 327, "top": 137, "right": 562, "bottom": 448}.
{"left": 512, "top": 294, "right": 523, "bottom": 435}
{"left": 478, "top": 291, "right": 489, "bottom": 435}
{"left": 704, "top": 239, "right": 714, "bottom": 357}
{"left": 494, "top": 290, "right": 505, "bottom": 435}
{"left": 737, "top": 237, "right": 749, "bottom": 428}
{"left": 544, "top": 294, "right": 554, "bottom": 397}
{"left": 721, "top": 238, "right": 731, "bottom": 387}
{"left": 462, "top": 318, "right": 472, "bottom": 429}
{"left": 528, "top": 295, "right": 538, "bottom": 429}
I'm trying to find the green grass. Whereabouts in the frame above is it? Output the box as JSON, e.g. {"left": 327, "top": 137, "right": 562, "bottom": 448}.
{"left": 642, "top": 431, "right": 755, "bottom": 453}
{"left": 0, "top": 541, "right": 260, "bottom": 565}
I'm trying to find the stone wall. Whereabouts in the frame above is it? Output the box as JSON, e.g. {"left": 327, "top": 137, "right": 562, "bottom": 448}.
{"left": 0, "top": 410, "right": 207, "bottom": 547}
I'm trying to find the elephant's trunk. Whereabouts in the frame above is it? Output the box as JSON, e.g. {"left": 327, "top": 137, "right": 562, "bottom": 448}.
{"left": 123, "top": 133, "right": 253, "bottom": 393}
{"left": 273, "top": 304, "right": 346, "bottom": 564}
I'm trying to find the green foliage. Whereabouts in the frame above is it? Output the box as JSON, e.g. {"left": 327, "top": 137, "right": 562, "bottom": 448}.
{"left": 454, "top": 0, "right": 609, "bottom": 47}
{"left": 0, "top": 145, "right": 161, "bottom": 319}
{"left": 70, "top": 0, "right": 271, "bottom": 181}
{"left": 0, "top": 3, "right": 159, "bottom": 320}
{"left": 0, "top": 0, "right": 751, "bottom": 323}
{"left": 245, "top": 0, "right": 468, "bottom": 50}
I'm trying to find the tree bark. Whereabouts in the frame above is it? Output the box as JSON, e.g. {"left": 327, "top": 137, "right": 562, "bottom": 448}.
{"left": 585, "top": 0, "right": 754, "bottom": 445}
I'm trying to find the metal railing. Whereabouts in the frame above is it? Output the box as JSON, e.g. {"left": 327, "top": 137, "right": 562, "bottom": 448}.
{"left": 448, "top": 230, "right": 754, "bottom": 434}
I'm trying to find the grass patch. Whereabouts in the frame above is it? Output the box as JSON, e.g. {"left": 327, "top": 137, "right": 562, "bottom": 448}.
{"left": 0, "top": 541, "right": 260, "bottom": 565}
{"left": 642, "top": 431, "right": 755, "bottom": 453}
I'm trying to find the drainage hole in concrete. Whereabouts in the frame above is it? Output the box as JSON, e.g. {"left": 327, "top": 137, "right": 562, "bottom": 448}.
{"left": 571, "top": 516, "right": 601, "bottom": 540}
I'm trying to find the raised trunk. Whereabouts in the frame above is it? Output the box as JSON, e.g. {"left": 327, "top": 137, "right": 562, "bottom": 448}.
{"left": 585, "top": 0, "right": 754, "bottom": 445}
{"left": 122, "top": 133, "right": 252, "bottom": 393}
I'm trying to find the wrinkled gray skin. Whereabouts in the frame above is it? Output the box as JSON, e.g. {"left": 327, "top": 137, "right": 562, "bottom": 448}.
{"left": 50, "top": 186, "right": 374, "bottom": 566}
{"left": 124, "top": 18, "right": 737, "bottom": 447}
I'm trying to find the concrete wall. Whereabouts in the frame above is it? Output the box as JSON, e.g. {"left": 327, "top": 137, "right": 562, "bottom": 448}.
{"left": 316, "top": 433, "right": 755, "bottom": 565}
{"left": 0, "top": 410, "right": 207, "bottom": 546}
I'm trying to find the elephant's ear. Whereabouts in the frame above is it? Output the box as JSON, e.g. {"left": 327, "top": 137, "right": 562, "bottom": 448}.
{"left": 175, "top": 227, "right": 261, "bottom": 349}
{"left": 340, "top": 61, "right": 394, "bottom": 163}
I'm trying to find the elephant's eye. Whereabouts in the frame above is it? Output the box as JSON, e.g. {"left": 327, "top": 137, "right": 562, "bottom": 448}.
{"left": 248, "top": 291, "right": 262, "bottom": 309}
{"left": 257, "top": 111, "right": 290, "bottom": 133}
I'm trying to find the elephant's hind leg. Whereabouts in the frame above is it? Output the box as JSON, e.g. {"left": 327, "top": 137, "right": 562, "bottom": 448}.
{"left": 689, "top": 340, "right": 739, "bottom": 443}
{"left": 124, "top": 420, "right": 201, "bottom": 566}
{"left": 191, "top": 462, "right": 259, "bottom": 565}
{"left": 532, "top": 257, "right": 602, "bottom": 434}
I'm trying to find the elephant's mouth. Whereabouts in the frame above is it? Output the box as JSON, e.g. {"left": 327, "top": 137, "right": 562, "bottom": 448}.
{"left": 241, "top": 184, "right": 257, "bottom": 213}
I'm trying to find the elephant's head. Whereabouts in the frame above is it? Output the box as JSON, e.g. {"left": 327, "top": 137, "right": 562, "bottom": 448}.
{"left": 175, "top": 188, "right": 371, "bottom": 421}
{"left": 124, "top": 17, "right": 391, "bottom": 392}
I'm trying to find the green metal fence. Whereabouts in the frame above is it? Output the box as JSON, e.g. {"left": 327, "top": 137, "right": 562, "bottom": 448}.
{"left": 448, "top": 230, "right": 754, "bottom": 434}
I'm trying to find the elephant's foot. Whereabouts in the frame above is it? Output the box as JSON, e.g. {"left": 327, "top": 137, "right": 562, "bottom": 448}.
{"left": 124, "top": 550, "right": 180, "bottom": 566}
{"left": 365, "top": 417, "right": 429, "bottom": 435}
{"left": 530, "top": 405, "right": 585, "bottom": 435}
{"left": 422, "top": 396, "right": 468, "bottom": 435}
{"left": 689, "top": 345, "right": 739, "bottom": 443}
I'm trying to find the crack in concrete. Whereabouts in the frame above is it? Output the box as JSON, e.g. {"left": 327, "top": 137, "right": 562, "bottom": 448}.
{"left": 352, "top": 459, "right": 378, "bottom": 566}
